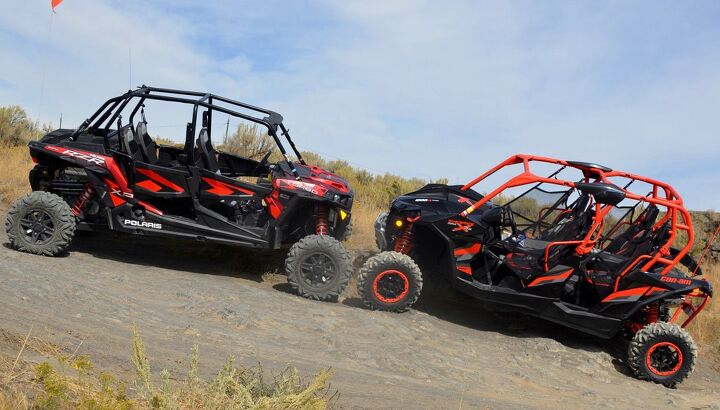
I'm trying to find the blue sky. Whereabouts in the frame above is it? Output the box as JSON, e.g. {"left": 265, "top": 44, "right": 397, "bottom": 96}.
{"left": 0, "top": 1, "right": 718, "bottom": 209}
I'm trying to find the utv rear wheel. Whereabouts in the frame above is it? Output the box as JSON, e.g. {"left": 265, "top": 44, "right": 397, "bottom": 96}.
{"left": 627, "top": 322, "right": 696, "bottom": 388}
{"left": 285, "top": 235, "right": 352, "bottom": 301}
{"left": 5, "top": 191, "right": 76, "bottom": 256}
{"left": 357, "top": 251, "right": 422, "bottom": 312}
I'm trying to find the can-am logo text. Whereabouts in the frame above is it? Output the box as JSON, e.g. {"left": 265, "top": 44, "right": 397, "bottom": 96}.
{"left": 123, "top": 220, "right": 162, "bottom": 229}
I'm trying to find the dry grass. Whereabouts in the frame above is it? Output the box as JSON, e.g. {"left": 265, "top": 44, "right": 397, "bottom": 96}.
{"left": 0, "top": 327, "right": 335, "bottom": 409}
{"left": 0, "top": 146, "right": 33, "bottom": 206}
{"left": 345, "top": 203, "right": 382, "bottom": 251}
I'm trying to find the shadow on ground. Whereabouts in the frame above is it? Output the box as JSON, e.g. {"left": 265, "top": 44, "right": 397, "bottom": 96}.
{"left": 67, "top": 231, "right": 286, "bottom": 282}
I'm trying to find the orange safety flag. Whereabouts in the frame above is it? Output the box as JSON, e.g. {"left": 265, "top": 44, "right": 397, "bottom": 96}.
{"left": 51, "top": 0, "right": 63, "bottom": 12}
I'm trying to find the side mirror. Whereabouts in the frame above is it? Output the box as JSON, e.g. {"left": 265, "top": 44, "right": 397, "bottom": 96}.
{"left": 481, "top": 206, "right": 504, "bottom": 227}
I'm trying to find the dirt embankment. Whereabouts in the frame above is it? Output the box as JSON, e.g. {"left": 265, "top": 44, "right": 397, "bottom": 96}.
{"left": 1, "top": 227, "right": 719, "bottom": 409}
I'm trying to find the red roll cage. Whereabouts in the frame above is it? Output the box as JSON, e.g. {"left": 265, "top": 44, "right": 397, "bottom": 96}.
{"left": 459, "top": 154, "right": 694, "bottom": 279}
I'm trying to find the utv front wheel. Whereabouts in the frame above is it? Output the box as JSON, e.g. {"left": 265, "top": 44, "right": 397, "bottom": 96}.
{"left": 357, "top": 251, "right": 422, "bottom": 312}
{"left": 627, "top": 322, "right": 696, "bottom": 388}
{"left": 5, "top": 191, "right": 76, "bottom": 256}
{"left": 285, "top": 235, "right": 352, "bottom": 301}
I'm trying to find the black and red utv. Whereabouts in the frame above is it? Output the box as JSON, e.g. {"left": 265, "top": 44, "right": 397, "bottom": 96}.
{"left": 363, "top": 154, "right": 712, "bottom": 387}
{"left": 5, "top": 86, "right": 354, "bottom": 301}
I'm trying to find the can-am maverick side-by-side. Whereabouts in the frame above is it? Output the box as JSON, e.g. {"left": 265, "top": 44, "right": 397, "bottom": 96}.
{"left": 363, "top": 154, "right": 712, "bottom": 387}
{"left": 5, "top": 86, "right": 354, "bottom": 301}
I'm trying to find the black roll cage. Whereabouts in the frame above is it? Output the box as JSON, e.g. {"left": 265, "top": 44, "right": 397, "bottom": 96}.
{"left": 71, "top": 85, "right": 306, "bottom": 178}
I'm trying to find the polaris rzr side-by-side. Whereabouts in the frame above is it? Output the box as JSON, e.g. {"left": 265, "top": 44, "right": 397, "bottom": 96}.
{"left": 5, "top": 86, "right": 355, "bottom": 301}
{"left": 363, "top": 154, "right": 712, "bottom": 387}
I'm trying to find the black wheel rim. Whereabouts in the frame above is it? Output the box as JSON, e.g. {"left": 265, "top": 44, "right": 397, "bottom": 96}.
{"left": 647, "top": 342, "right": 682, "bottom": 376}
{"left": 299, "top": 252, "right": 337, "bottom": 288}
{"left": 20, "top": 209, "right": 55, "bottom": 245}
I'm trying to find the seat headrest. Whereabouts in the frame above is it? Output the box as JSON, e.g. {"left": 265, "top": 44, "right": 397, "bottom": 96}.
{"left": 638, "top": 205, "right": 659, "bottom": 229}
{"left": 136, "top": 121, "right": 148, "bottom": 138}
{"left": 120, "top": 125, "right": 133, "bottom": 140}
{"left": 572, "top": 193, "right": 591, "bottom": 215}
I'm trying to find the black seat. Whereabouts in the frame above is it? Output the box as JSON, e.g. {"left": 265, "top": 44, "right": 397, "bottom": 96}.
{"left": 504, "top": 194, "right": 594, "bottom": 277}
{"left": 196, "top": 128, "right": 220, "bottom": 173}
{"left": 118, "top": 124, "right": 141, "bottom": 160}
{"left": 134, "top": 122, "right": 158, "bottom": 164}
{"left": 538, "top": 194, "right": 592, "bottom": 242}
{"left": 604, "top": 204, "right": 659, "bottom": 257}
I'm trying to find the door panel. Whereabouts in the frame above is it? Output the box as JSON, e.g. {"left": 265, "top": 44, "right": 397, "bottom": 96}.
{"left": 198, "top": 168, "right": 271, "bottom": 200}
{"left": 133, "top": 162, "right": 191, "bottom": 199}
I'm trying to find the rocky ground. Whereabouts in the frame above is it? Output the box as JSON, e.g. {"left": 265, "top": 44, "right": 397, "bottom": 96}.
{"left": 1, "top": 227, "right": 719, "bottom": 409}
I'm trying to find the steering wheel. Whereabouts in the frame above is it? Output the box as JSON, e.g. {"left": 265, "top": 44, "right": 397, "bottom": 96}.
{"left": 251, "top": 150, "right": 273, "bottom": 175}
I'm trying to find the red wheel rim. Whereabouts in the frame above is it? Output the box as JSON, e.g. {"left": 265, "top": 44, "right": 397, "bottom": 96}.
{"left": 645, "top": 341, "right": 683, "bottom": 376}
{"left": 372, "top": 269, "right": 410, "bottom": 304}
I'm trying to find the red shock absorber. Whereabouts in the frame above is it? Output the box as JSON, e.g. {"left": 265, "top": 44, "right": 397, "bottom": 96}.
{"left": 393, "top": 223, "right": 415, "bottom": 254}
{"left": 645, "top": 303, "right": 659, "bottom": 324}
{"left": 71, "top": 183, "right": 95, "bottom": 217}
{"left": 315, "top": 205, "right": 329, "bottom": 235}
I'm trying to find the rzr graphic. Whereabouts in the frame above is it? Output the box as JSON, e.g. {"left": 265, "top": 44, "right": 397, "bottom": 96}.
{"left": 362, "top": 154, "right": 713, "bottom": 387}
{"left": 5, "top": 86, "right": 355, "bottom": 301}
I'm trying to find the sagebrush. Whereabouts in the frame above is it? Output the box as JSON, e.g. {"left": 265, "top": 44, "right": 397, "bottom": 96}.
{"left": 0, "top": 327, "right": 335, "bottom": 409}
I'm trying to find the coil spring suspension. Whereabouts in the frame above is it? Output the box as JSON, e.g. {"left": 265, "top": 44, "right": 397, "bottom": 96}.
{"left": 645, "top": 303, "right": 659, "bottom": 324}
{"left": 315, "top": 205, "right": 329, "bottom": 235}
{"left": 393, "top": 223, "right": 415, "bottom": 254}
{"left": 71, "top": 183, "right": 95, "bottom": 217}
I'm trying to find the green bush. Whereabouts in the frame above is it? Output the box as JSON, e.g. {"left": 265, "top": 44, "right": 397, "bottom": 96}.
{"left": 0, "top": 106, "right": 46, "bottom": 147}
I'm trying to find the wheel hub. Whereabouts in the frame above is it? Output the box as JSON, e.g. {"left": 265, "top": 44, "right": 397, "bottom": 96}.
{"left": 20, "top": 210, "right": 55, "bottom": 245}
{"left": 300, "top": 252, "right": 337, "bottom": 288}
{"left": 373, "top": 270, "right": 409, "bottom": 303}
{"left": 646, "top": 341, "right": 683, "bottom": 376}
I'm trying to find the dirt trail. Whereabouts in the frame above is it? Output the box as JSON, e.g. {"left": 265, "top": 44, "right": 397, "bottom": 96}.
{"left": 1, "top": 226, "right": 719, "bottom": 409}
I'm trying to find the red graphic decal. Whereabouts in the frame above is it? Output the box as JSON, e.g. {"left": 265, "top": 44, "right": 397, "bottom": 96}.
{"left": 137, "top": 200, "right": 163, "bottom": 215}
{"left": 528, "top": 269, "right": 573, "bottom": 287}
{"left": 454, "top": 243, "right": 482, "bottom": 256}
{"left": 448, "top": 219, "right": 474, "bottom": 232}
{"left": 456, "top": 265, "right": 472, "bottom": 275}
{"left": 136, "top": 168, "right": 184, "bottom": 192}
{"left": 602, "top": 286, "right": 652, "bottom": 302}
{"left": 202, "top": 177, "right": 254, "bottom": 196}
{"left": 136, "top": 179, "right": 162, "bottom": 192}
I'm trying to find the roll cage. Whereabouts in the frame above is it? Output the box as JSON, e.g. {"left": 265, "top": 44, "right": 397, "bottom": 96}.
{"left": 70, "top": 85, "right": 306, "bottom": 178}
{"left": 459, "top": 154, "right": 695, "bottom": 279}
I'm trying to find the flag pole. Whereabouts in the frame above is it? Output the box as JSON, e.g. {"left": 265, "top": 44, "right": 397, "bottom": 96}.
{"left": 37, "top": 9, "right": 54, "bottom": 138}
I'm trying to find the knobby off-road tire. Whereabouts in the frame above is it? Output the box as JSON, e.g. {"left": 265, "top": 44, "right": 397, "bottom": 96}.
{"left": 627, "top": 322, "right": 697, "bottom": 388}
{"left": 357, "top": 251, "right": 423, "bottom": 312}
{"left": 285, "top": 234, "right": 352, "bottom": 302}
{"left": 5, "top": 191, "right": 76, "bottom": 256}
